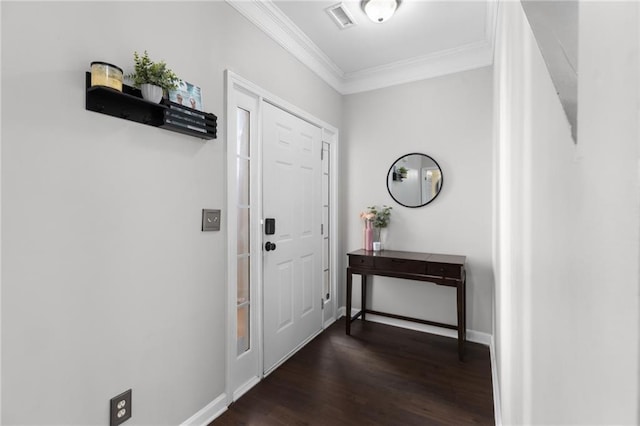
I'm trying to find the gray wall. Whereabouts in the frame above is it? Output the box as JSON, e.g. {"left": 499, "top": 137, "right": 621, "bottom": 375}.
{"left": 494, "top": 2, "right": 639, "bottom": 424}
{"left": 1, "top": 1, "right": 341, "bottom": 424}
{"left": 341, "top": 67, "right": 494, "bottom": 335}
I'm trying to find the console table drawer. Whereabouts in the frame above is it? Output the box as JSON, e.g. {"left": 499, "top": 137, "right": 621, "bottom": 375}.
{"left": 375, "top": 257, "right": 427, "bottom": 274}
{"left": 349, "top": 255, "right": 375, "bottom": 268}
{"left": 427, "top": 262, "right": 462, "bottom": 279}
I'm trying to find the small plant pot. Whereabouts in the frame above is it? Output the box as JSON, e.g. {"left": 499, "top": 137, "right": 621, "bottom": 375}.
{"left": 140, "top": 84, "right": 163, "bottom": 103}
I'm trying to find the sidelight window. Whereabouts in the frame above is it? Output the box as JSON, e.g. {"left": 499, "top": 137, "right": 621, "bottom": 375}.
{"left": 236, "top": 108, "right": 251, "bottom": 355}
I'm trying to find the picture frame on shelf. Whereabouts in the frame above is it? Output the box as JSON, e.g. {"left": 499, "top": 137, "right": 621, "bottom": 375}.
{"left": 168, "top": 79, "right": 203, "bottom": 111}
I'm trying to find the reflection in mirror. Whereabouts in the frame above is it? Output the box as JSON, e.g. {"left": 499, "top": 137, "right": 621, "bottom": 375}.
{"left": 387, "top": 153, "right": 443, "bottom": 208}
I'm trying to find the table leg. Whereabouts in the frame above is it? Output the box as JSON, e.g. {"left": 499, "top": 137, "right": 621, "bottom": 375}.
{"left": 361, "top": 275, "right": 367, "bottom": 321}
{"left": 457, "top": 280, "right": 466, "bottom": 361}
{"left": 462, "top": 278, "right": 467, "bottom": 350}
{"left": 346, "top": 268, "right": 352, "bottom": 335}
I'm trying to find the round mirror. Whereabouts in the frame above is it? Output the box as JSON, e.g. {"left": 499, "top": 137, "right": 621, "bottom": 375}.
{"left": 387, "top": 153, "right": 443, "bottom": 208}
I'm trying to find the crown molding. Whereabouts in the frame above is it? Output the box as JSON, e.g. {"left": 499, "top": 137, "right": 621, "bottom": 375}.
{"left": 341, "top": 39, "right": 494, "bottom": 94}
{"left": 226, "top": 0, "right": 345, "bottom": 91}
{"left": 226, "top": 0, "right": 498, "bottom": 95}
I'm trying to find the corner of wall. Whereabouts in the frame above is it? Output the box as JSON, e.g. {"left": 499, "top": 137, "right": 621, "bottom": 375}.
{"left": 180, "top": 393, "right": 228, "bottom": 426}
{"left": 0, "top": 0, "right": 4, "bottom": 421}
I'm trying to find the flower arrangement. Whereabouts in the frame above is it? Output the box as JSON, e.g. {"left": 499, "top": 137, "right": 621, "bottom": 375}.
{"left": 365, "top": 205, "right": 392, "bottom": 229}
{"left": 126, "top": 50, "right": 180, "bottom": 91}
{"left": 360, "top": 205, "right": 392, "bottom": 251}
{"left": 360, "top": 211, "right": 375, "bottom": 226}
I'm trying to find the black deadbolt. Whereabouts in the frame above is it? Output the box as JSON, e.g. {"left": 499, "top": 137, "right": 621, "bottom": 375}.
{"left": 265, "top": 218, "right": 276, "bottom": 235}
{"left": 265, "top": 242, "right": 277, "bottom": 252}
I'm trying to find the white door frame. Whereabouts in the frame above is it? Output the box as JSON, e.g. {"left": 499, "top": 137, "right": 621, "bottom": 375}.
{"left": 224, "top": 70, "right": 339, "bottom": 405}
{"left": 225, "top": 81, "right": 263, "bottom": 401}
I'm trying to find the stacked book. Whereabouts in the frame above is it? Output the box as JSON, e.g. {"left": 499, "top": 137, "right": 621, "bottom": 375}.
{"left": 161, "top": 101, "right": 217, "bottom": 139}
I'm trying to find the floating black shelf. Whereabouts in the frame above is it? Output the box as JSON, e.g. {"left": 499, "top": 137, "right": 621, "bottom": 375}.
{"left": 85, "top": 72, "right": 217, "bottom": 140}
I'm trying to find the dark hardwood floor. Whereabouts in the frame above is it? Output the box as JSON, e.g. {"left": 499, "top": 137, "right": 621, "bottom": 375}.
{"left": 213, "top": 318, "right": 494, "bottom": 425}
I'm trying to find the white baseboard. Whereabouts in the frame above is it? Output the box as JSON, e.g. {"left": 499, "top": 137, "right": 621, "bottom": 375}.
{"left": 180, "top": 393, "right": 228, "bottom": 426}
{"left": 490, "top": 335, "right": 502, "bottom": 426}
{"left": 233, "top": 375, "right": 261, "bottom": 401}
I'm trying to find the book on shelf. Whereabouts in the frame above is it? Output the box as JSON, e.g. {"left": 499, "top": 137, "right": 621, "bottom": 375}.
{"left": 165, "top": 118, "right": 208, "bottom": 134}
{"left": 165, "top": 110, "right": 206, "bottom": 126}
{"left": 168, "top": 103, "right": 206, "bottom": 120}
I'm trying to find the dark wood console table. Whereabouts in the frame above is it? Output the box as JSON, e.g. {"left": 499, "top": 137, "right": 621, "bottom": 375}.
{"left": 346, "top": 249, "right": 467, "bottom": 360}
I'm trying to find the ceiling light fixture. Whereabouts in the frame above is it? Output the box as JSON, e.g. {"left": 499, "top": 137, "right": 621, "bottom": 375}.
{"left": 361, "top": 0, "right": 400, "bottom": 24}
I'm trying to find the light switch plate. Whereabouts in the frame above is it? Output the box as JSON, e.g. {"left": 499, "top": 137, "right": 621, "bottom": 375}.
{"left": 202, "top": 209, "right": 221, "bottom": 231}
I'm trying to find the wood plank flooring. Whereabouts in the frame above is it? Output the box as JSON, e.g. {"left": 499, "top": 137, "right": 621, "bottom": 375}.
{"left": 213, "top": 318, "right": 494, "bottom": 425}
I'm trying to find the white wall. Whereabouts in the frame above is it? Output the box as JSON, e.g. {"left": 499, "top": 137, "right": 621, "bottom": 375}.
{"left": 0, "top": 2, "right": 341, "bottom": 424}
{"left": 342, "top": 66, "right": 494, "bottom": 335}
{"left": 494, "top": 2, "right": 639, "bottom": 424}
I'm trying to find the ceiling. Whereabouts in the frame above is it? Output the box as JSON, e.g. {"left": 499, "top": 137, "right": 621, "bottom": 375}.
{"left": 227, "top": 0, "right": 497, "bottom": 94}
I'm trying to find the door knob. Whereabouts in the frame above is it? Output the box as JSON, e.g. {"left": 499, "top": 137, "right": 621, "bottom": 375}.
{"left": 265, "top": 242, "right": 277, "bottom": 252}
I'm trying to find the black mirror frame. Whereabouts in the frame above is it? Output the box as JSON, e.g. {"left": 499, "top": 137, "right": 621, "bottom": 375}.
{"left": 386, "top": 153, "right": 443, "bottom": 208}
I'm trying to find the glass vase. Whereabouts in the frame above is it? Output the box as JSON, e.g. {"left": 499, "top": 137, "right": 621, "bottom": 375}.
{"left": 373, "top": 227, "right": 381, "bottom": 251}
{"left": 373, "top": 227, "right": 386, "bottom": 251}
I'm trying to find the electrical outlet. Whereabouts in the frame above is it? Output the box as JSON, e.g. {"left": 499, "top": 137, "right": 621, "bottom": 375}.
{"left": 110, "top": 389, "right": 132, "bottom": 426}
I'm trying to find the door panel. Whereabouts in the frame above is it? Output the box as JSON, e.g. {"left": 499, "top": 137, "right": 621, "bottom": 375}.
{"left": 263, "top": 102, "right": 322, "bottom": 373}
{"left": 276, "top": 261, "right": 294, "bottom": 330}
{"left": 301, "top": 254, "right": 314, "bottom": 316}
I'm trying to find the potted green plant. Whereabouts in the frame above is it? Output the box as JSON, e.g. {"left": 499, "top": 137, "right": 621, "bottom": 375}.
{"left": 126, "top": 50, "right": 179, "bottom": 103}
{"left": 393, "top": 166, "right": 408, "bottom": 181}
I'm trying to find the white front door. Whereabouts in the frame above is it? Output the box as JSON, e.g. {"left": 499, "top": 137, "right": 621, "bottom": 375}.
{"left": 262, "top": 102, "right": 323, "bottom": 374}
